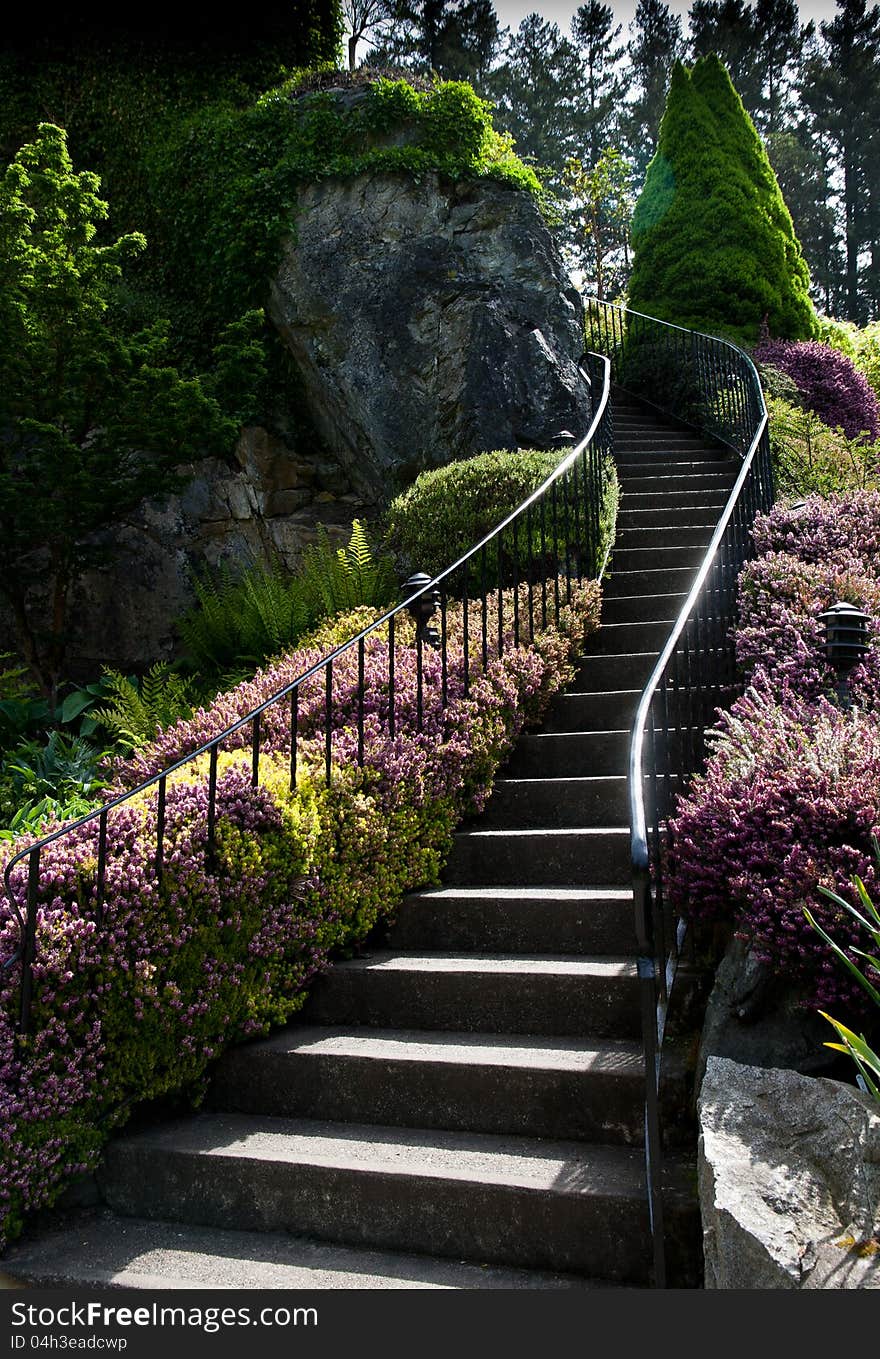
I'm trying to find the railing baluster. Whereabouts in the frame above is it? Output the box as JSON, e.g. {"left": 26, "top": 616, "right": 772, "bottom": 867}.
{"left": 290, "top": 688, "right": 299, "bottom": 791}
{"left": 207, "top": 744, "right": 218, "bottom": 862}
{"left": 358, "top": 638, "right": 365, "bottom": 766}
{"left": 156, "top": 774, "right": 166, "bottom": 884}
{"left": 251, "top": 712, "right": 261, "bottom": 789}
{"left": 19, "top": 848, "right": 40, "bottom": 1036}
{"left": 388, "top": 614, "right": 396, "bottom": 736}
{"left": 325, "top": 660, "right": 333, "bottom": 786}
{"left": 96, "top": 808, "right": 108, "bottom": 925}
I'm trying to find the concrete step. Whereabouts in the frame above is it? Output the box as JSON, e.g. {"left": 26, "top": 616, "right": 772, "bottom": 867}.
{"left": 611, "top": 434, "right": 717, "bottom": 451}
{"left": 503, "top": 729, "right": 629, "bottom": 777}
{"left": 2, "top": 1210, "right": 611, "bottom": 1290}
{"left": 478, "top": 774, "right": 629, "bottom": 826}
{"left": 621, "top": 489, "right": 727, "bottom": 510}
{"left": 601, "top": 591, "right": 688, "bottom": 624}
{"left": 614, "top": 525, "right": 714, "bottom": 550}
{"left": 97, "top": 1112, "right": 669, "bottom": 1281}
{"left": 541, "top": 692, "right": 641, "bottom": 733}
{"left": 209, "top": 1026, "right": 646, "bottom": 1143}
{"left": 444, "top": 825, "right": 630, "bottom": 886}
{"left": 584, "top": 620, "right": 673, "bottom": 655}
{"left": 619, "top": 472, "right": 736, "bottom": 494}
{"left": 388, "top": 885, "right": 636, "bottom": 955}
{"left": 302, "top": 951, "right": 641, "bottom": 1038}
{"left": 607, "top": 544, "right": 708, "bottom": 571}
{"left": 573, "top": 651, "right": 657, "bottom": 691}
{"left": 603, "top": 567, "right": 696, "bottom": 597}
{"left": 615, "top": 453, "right": 735, "bottom": 472}
{"left": 617, "top": 506, "right": 720, "bottom": 529}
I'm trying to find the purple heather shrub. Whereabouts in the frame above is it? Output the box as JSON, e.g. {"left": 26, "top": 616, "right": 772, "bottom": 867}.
{"left": 736, "top": 552, "right": 880, "bottom": 706}
{"left": 754, "top": 337, "right": 880, "bottom": 440}
{"left": 669, "top": 676, "right": 880, "bottom": 1013}
{"left": 0, "top": 575, "right": 601, "bottom": 1250}
{"left": 751, "top": 491, "right": 880, "bottom": 572}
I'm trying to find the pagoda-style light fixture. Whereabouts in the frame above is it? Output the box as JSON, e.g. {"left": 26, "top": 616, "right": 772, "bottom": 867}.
{"left": 402, "top": 572, "right": 441, "bottom": 650}
{"left": 820, "top": 600, "right": 870, "bottom": 705}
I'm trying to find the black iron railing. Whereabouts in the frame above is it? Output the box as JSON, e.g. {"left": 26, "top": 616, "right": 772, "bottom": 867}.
{"left": 587, "top": 298, "right": 774, "bottom": 1286}
{"left": 2, "top": 353, "right": 613, "bottom": 1039}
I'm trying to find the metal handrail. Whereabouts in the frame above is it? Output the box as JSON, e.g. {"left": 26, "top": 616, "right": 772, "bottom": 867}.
{"left": 2, "top": 353, "right": 613, "bottom": 1038}
{"left": 586, "top": 296, "right": 774, "bottom": 1287}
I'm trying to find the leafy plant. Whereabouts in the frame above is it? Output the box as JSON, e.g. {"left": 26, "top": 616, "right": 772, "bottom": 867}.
{"left": 628, "top": 56, "right": 815, "bottom": 345}
{"left": 0, "top": 124, "right": 233, "bottom": 701}
{"left": 766, "top": 395, "right": 880, "bottom": 497}
{"left": 298, "top": 520, "right": 397, "bottom": 620}
{"left": 177, "top": 522, "right": 396, "bottom": 679}
{"left": 91, "top": 664, "right": 200, "bottom": 754}
{"left": 384, "top": 448, "right": 618, "bottom": 583}
{"left": 804, "top": 840, "right": 880, "bottom": 1102}
{"left": 3, "top": 731, "right": 109, "bottom": 804}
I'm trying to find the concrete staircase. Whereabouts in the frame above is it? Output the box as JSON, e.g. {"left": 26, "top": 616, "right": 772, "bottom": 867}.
{"left": 4, "top": 392, "right": 738, "bottom": 1291}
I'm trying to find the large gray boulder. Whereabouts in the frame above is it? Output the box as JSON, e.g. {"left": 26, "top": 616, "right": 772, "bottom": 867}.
{"left": 269, "top": 172, "right": 590, "bottom": 500}
{"left": 698, "top": 1056, "right": 880, "bottom": 1288}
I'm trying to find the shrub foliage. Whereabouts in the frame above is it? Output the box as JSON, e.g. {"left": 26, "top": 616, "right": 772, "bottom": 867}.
{"left": 628, "top": 55, "right": 815, "bottom": 345}
{"left": 0, "top": 578, "right": 601, "bottom": 1250}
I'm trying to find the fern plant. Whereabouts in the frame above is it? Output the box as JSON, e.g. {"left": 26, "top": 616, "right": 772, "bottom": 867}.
{"left": 176, "top": 525, "right": 396, "bottom": 679}
{"left": 176, "top": 557, "right": 309, "bottom": 676}
{"left": 299, "top": 520, "right": 397, "bottom": 618}
{"left": 92, "top": 664, "right": 199, "bottom": 753}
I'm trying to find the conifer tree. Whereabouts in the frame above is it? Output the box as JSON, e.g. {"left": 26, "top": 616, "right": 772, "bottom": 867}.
{"left": 627, "top": 55, "right": 815, "bottom": 345}
{"left": 626, "top": 0, "right": 686, "bottom": 177}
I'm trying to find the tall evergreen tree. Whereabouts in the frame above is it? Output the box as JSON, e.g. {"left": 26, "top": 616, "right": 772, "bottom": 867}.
{"left": 766, "top": 125, "right": 842, "bottom": 314}
{"left": 487, "top": 14, "right": 584, "bottom": 189}
{"left": 752, "top": 0, "right": 810, "bottom": 133}
{"left": 626, "top": 0, "right": 686, "bottom": 177}
{"left": 800, "top": 0, "right": 880, "bottom": 322}
{"left": 688, "top": 0, "right": 763, "bottom": 113}
{"left": 570, "top": 2, "right": 630, "bottom": 164}
{"left": 367, "top": 0, "right": 502, "bottom": 80}
{"left": 628, "top": 55, "right": 815, "bottom": 344}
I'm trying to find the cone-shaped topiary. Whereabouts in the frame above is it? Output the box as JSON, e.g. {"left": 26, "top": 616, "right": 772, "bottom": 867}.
{"left": 628, "top": 55, "right": 816, "bottom": 346}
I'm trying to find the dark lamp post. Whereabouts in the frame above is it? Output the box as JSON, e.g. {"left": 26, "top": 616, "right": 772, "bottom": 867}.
{"left": 820, "top": 600, "right": 869, "bottom": 705}
{"left": 402, "top": 572, "right": 441, "bottom": 649}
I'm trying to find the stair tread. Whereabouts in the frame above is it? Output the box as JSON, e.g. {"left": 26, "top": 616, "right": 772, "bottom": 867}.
{"left": 106, "top": 1111, "right": 650, "bottom": 1195}
{"left": 237, "top": 1025, "right": 645, "bottom": 1072}
{"left": 326, "top": 951, "right": 637, "bottom": 977}
{"left": 453, "top": 825, "right": 629, "bottom": 838}
{"left": 3, "top": 1212, "right": 615, "bottom": 1291}
{"left": 406, "top": 885, "right": 632, "bottom": 901}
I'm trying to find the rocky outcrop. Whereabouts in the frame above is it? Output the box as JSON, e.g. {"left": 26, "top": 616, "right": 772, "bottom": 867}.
{"left": 60, "top": 427, "right": 369, "bottom": 676}
{"left": 269, "top": 172, "right": 590, "bottom": 500}
{"left": 698, "top": 1057, "right": 880, "bottom": 1288}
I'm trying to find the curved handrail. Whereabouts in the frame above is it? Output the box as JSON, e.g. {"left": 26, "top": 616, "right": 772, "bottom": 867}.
{"left": 629, "top": 404, "right": 768, "bottom": 891}
{"left": 2, "top": 352, "right": 612, "bottom": 1029}
{"left": 586, "top": 295, "right": 774, "bottom": 1288}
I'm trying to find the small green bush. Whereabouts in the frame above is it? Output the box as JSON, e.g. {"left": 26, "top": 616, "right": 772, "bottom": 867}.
{"left": 767, "top": 395, "right": 880, "bottom": 497}
{"left": 384, "top": 448, "right": 618, "bottom": 584}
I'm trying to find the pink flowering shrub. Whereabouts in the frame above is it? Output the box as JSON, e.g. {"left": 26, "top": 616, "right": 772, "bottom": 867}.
{"left": 668, "top": 487, "right": 880, "bottom": 1018}
{"left": 751, "top": 491, "right": 880, "bottom": 573}
{"left": 669, "top": 679, "right": 880, "bottom": 1014}
{"left": 736, "top": 551, "right": 880, "bottom": 705}
{"left": 0, "top": 577, "right": 600, "bottom": 1249}
{"left": 754, "top": 337, "right": 880, "bottom": 440}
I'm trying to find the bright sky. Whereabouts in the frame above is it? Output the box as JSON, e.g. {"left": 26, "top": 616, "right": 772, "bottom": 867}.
{"left": 492, "top": 1, "right": 841, "bottom": 36}
{"left": 348, "top": 3, "right": 844, "bottom": 55}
